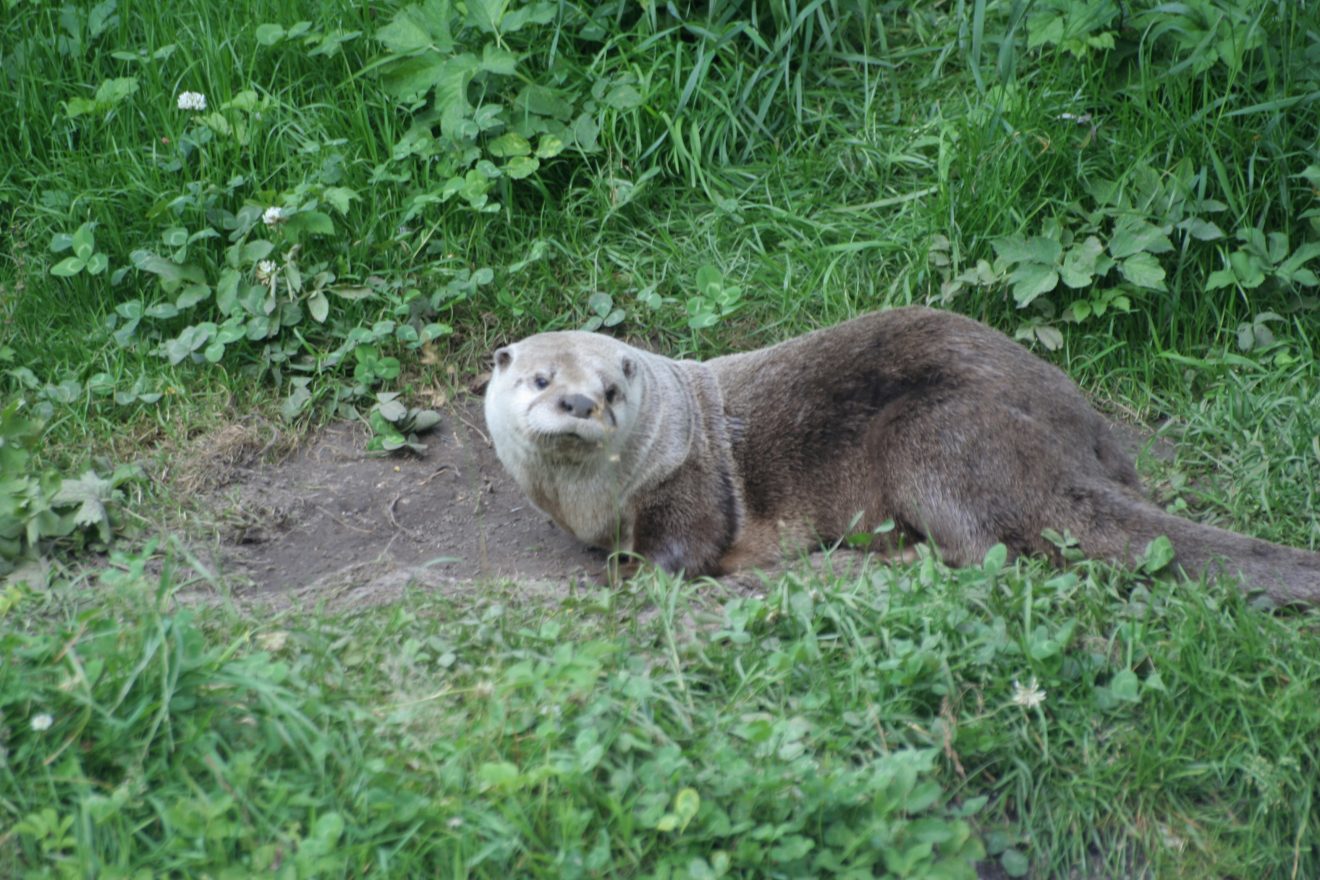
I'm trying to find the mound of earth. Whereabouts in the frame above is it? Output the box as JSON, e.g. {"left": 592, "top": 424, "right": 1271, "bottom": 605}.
{"left": 191, "top": 397, "right": 603, "bottom": 607}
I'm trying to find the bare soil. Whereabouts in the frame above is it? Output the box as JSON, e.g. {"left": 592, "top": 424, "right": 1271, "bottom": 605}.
{"left": 191, "top": 396, "right": 605, "bottom": 608}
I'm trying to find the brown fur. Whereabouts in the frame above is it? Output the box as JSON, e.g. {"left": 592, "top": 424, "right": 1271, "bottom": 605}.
{"left": 484, "top": 306, "right": 1320, "bottom": 604}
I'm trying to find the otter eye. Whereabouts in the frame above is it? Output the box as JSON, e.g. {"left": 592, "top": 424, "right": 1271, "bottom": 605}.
{"left": 604, "top": 385, "right": 618, "bottom": 405}
{"left": 533, "top": 375, "right": 550, "bottom": 390}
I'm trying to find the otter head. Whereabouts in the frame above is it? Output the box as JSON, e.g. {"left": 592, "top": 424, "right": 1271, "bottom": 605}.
{"left": 484, "top": 332, "right": 641, "bottom": 465}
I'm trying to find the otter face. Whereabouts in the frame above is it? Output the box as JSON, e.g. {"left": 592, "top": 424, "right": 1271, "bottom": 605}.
{"left": 484, "top": 332, "right": 640, "bottom": 462}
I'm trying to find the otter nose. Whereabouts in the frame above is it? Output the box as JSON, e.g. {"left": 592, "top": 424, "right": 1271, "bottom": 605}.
{"left": 558, "top": 393, "right": 597, "bottom": 419}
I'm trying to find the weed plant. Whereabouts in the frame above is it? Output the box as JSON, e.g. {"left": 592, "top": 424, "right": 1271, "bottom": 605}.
{"left": 2, "top": 0, "right": 1319, "bottom": 875}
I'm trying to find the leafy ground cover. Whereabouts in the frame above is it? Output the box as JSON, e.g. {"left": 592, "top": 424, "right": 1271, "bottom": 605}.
{"left": 3, "top": 0, "right": 1320, "bottom": 876}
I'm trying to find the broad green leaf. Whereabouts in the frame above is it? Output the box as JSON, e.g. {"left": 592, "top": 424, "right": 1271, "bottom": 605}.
{"left": 695, "top": 265, "right": 722, "bottom": 295}
{"left": 673, "top": 788, "right": 700, "bottom": 830}
{"left": 1000, "top": 849, "right": 1030, "bottom": 877}
{"left": 435, "top": 55, "right": 479, "bottom": 137}
{"left": 1177, "top": 217, "right": 1224, "bottom": 241}
{"left": 476, "top": 761, "right": 522, "bottom": 791}
{"left": 328, "top": 285, "right": 373, "bottom": 300}
{"left": 1110, "top": 669, "right": 1141, "bottom": 703}
{"left": 1278, "top": 241, "right": 1320, "bottom": 279}
{"left": 572, "top": 113, "right": 599, "bottom": 151}
{"left": 66, "top": 77, "right": 138, "bottom": 117}
{"left": 1119, "top": 252, "right": 1166, "bottom": 290}
{"left": 175, "top": 284, "right": 210, "bottom": 309}
{"left": 85, "top": 253, "right": 108, "bottom": 275}
{"left": 535, "top": 134, "right": 564, "bottom": 159}
{"left": 1228, "top": 250, "right": 1266, "bottom": 289}
{"left": 284, "top": 210, "right": 335, "bottom": 238}
{"left": 1034, "top": 325, "right": 1064, "bottom": 350}
{"left": 603, "top": 83, "right": 643, "bottom": 110}
{"left": 501, "top": 1, "right": 555, "bottom": 32}
{"left": 1059, "top": 235, "right": 1104, "bottom": 288}
{"left": 49, "top": 232, "right": 74, "bottom": 253}
{"left": 1027, "top": 15, "right": 1064, "bottom": 50}
{"left": 1109, "top": 216, "right": 1173, "bottom": 259}
{"left": 50, "top": 256, "right": 86, "bottom": 277}
{"left": 1009, "top": 263, "right": 1059, "bottom": 306}
{"left": 515, "top": 84, "right": 572, "bottom": 120}
{"left": 308, "top": 291, "right": 329, "bottom": 323}
{"left": 1141, "top": 535, "right": 1175, "bottom": 572}
{"left": 1266, "top": 231, "right": 1289, "bottom": 264}
{"left": 131, "top": 250, "right": 206, "bottom": 289}
{"left": 376, "top": 398, "right": 408, "bottom": 422}
{"left": 587, "top": 291, "right": 613, "bottom": 316}
{"left": 993, "top": 235, "right": 1061, "bottom": 267}
{"left": 216, "top": 321, "right": 247, "bottom": 344}
{"left": 467, "top": 0, "right": 508, "bottom": 33}
{"left": 410, "top": 409, "right": 442, "bottom": 432}
{"left": 73, "top": 222, "right": 96, "bottom": 256}
{"left": 203, "top": 341, "right": 225, "bottom": 363}
{"left": 254, "top": 23, "right": 286, "bottom": 45}
{"left": 502, "top": 156, "right": 539, "bottom": 179}
{"left": 420, "top": 322, "right": 452, "bottom": 341}
{"left": 311, "top": 812, "right": 345, "bottom": 844}
{"left": 238, "top": 239, "right": 275, "bottom": 265}
{"left": 216, "top": 269, "right": 241, "bottom": 314}
{"left": 53, "top": 470, "right": 111, "bottom": 528}
{"left": 64, "top": 97, "right": 99, "bottom": 118}
{"left": 487, "top": 132, "right": 530, "bottom": 158}
{"left": 86, "top": 373, "right": 114, "bottom": 395}
{"left": 480, "top": 43, "right": 517, "bottom": 75}
{"left": 322, "top": 186, "right": 359, "bottom": 214}
{"left": 281, "top": 381, "right": 312, "bottom": 420}
{"left": 1205, "top": 267, "right": 1235, "bottom": 291}
{"left": 377, "top": 6, "right": 439, "bottom": 54}
{"left": 380, "top": 52, "right": 449, "bottom": 101}
{"left": 162, "top": 226, "right": 188, "bottom": 247}
{"left": 96, "top": 76, "right": 139, "bottom": 104}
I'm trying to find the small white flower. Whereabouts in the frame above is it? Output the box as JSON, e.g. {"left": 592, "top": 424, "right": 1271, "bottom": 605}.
{"left": 1010, "top": 677, "right": 1046, "bottom": 709}
{"left": 262, "top": 206, "right": 285, "bottom": 227}
{"left": 176, "top": 91, "right": 207, "bottom": 111}
{"left": 30, "top": 713, "right": 53, "bottom": 732}
{"left": 447, "top": 817, "right": 464, "bottom": 829}
{"left": 255, "top": 259, "right": 277, "bottom": 283}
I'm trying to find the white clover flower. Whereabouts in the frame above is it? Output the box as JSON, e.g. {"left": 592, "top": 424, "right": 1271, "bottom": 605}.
{"left": 1010, "top": 677, "right": 1046, "bottom": 709}
{"left": 255, "top": 259, "right": 278, "bottom": 283}
{"left": 30, "top": 713, "right": 53, "bottom": 732}
{"left": 447, "top": 817, "right": 464, "bottom": 830}
{"left": 176, "top": 91, "right": 207, "bottom": 111}
{"left": 262, "top": 206, "right": 285, "bottom": 227}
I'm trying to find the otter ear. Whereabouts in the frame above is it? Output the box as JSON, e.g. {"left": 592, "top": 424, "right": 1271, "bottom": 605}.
{"left": 621, "top": 356, "right": 636, "bottom": 380}
{"left": 494, "top": 347, "right": 512, "bottom": 370}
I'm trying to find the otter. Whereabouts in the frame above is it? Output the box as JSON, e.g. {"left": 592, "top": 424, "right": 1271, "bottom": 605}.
{"left": 483, "top": 306, "right": 1320, "bottom": 604}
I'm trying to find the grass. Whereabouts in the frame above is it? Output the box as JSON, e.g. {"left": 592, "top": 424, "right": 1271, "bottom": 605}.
{"left": 3, "top": 0, "right": 1320, "bottom": 875}
{"left": 5, "top": 545, "right": 1319, "bottom": 877}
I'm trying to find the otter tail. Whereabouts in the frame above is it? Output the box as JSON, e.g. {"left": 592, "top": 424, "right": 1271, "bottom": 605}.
{"left": 1076, "top": 485, "right": 1320, "bottom": 606}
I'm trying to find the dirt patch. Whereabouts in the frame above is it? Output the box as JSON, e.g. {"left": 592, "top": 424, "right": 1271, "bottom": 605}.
{"left": 181, "top": 391, "right": 1174, "bottom": 610}
{"left": 192, "top": 396, "right": 603, "bottom": 605}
